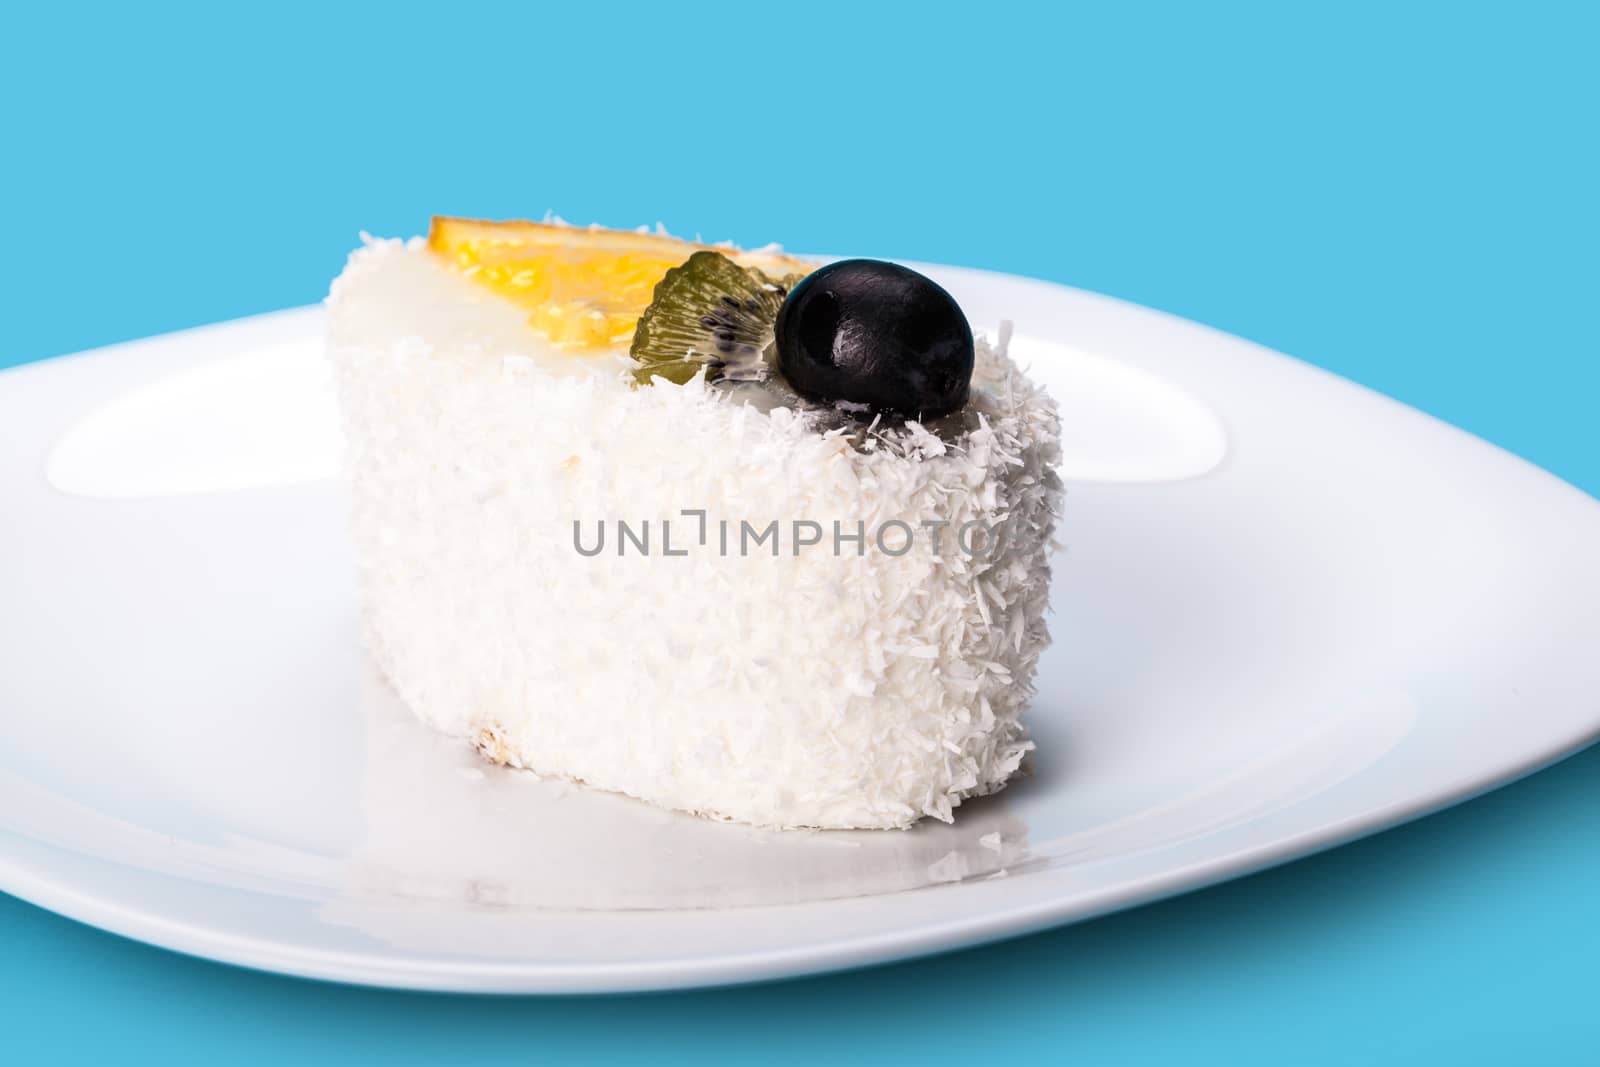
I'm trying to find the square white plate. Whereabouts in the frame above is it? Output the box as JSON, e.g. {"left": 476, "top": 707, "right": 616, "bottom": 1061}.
{"left": 2, "top": 264, "right": 1597, "bottom": 992}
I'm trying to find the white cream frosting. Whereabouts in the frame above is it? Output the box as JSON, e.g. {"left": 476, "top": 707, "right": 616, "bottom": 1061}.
{"left": 326, "top": 236, "right": 1062, "bottom": 829}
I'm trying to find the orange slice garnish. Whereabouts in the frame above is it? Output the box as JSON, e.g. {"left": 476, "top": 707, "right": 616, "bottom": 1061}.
{"left": 427, "top": 217, "right": 811, "bottom": 349}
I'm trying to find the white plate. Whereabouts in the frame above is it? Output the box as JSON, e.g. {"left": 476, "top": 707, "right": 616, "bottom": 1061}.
{"left": 2, "top": 265, "right": 1598, "bottom": 993}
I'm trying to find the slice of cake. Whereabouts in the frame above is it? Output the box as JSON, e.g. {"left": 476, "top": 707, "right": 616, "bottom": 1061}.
{"left": 326, "top": 218, "right": 1061, "bottom": 829}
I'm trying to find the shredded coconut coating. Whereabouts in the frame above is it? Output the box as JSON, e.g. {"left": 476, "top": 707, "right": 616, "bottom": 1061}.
{"left": 326, "top": 237, "right": 1063, "bottom": 829}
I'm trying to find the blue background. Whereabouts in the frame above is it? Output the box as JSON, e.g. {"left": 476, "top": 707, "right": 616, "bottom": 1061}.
{"left": 3, "top": 1, "right": 1597, "bottom": 1062}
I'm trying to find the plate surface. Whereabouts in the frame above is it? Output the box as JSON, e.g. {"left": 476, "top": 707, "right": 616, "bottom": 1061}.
{"left": 2, "top": 265, "right": 1597, "bottom": 993}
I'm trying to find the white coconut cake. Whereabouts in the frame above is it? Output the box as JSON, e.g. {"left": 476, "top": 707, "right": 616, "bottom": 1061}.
{"left": 326, "top": 234, "right": 1062, "bottom": 829}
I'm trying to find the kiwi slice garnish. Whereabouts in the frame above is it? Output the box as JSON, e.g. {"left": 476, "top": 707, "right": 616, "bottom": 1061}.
{"left": 631, "top": 251, "right": 805, "bottom": 386}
